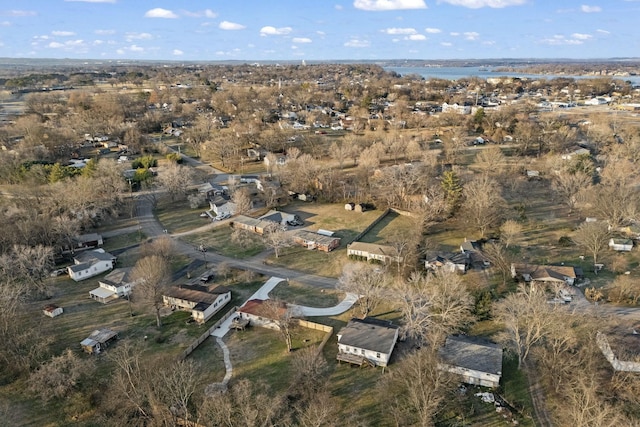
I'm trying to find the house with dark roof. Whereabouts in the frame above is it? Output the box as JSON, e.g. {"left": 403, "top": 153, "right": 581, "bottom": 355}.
{"left": 336, "top": 318, "right": 399, "bottom": 367}
{"left": 511, "top": 263, "right": 578, "bottom": 285}
{"left": 425, "top": 252, "right": 468, "bottom": 273}
{"left": 80, "top": 328, "right": 118, "bottom": 354}
{"left": 68, "top": 249, "right": 116, "bottom": 282}
{"left": 163, "top": 284, "right": 231, "bottom": 324}
{"left": 439, "top": 335, "right": 503, "bottom": 388}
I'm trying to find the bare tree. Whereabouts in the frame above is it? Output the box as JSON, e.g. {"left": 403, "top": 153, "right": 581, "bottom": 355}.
{"left": 572, "top": 221, "right": 611, "bottom": 269}
{"left": 461, "top": 175, "right": 506, "bottom": 238}
{"left": 139, "top": 235, "right": 175, "bottom": 262}
{"left": 337, "top": 263, "right": 388, "bottom": 318}
{"left": 262, "top": 226, "right": 291, "bottom": 258}
{"left": 499, "top": 219, "right": 522, "bottom": 248}
{"left": 551, "top": 169, "right": 592, "bottom": 212}
{"left": 379, "top": 348, "right": 455, "bottom": 427}
{"left": 132, "top": 255, "right": 170, "bottom": 327}
{"left": 394, "top": 270, "right": 473, "bottom": 346}
{"left": 493, "top": 284, "right": 555, "bottom": 368}
{"left": 156, "top": 359, "right": 199, "bottom": 423}
{"left": 475, "top": 145, "right": 506, "bottom": 176}
{"left": 29, "top": 349, "right": 95, "bottom": 402}
{"left": 482, "top": 241, "right": 514, "bottom": 287}
{"left": 157, "top": 163, "right": 194, "bottom": 201}
{"left": 231, "top": 187, "right": 253, "bottom": 215}
{"left": 258, "top": 299, "right": 296, "bottom": 352}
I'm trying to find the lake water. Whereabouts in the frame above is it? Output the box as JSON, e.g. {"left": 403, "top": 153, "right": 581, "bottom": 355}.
{"left": 385, "top": 66, "right": 640, "bottom": 85}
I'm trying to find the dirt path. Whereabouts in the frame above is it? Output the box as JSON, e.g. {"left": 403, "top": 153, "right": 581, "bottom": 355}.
{"left": 523, "top": 359, "right": 554, "bottom": 427}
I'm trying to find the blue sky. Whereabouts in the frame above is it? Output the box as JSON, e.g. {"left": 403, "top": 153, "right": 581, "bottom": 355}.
{"left": 0, "top": 0, "right": 638, "bottom": 61}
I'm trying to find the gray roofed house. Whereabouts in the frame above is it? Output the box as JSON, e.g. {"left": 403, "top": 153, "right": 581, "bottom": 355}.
{"left": 163, "top": 284, "right": 231, "bottom": 324}
{"left": 347, "top": 241, "right": 402, "bottom": 264}
{"left": 439, "top": 335, "right": 503, "bottom": 388}
{"left": 337, "top": 318, "right": 399, "bottom": 367}
{"left": 68, "top": 249, "right": 116, "bottom": 282}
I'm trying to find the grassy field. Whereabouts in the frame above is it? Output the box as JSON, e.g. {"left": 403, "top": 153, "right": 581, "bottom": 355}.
{"left": 268, "top": 280, "right": 343, "bottom": 307}
{"left": 358, "top": 210, "right": 417, "bottom": 244}
{"left": 267, "top": 245, "right": 348, "bottom": 278}
{"left": 101, "top": 231, "right": 145, "bottom": 252}
{"left": 155, "top": 199, "right": 209, "bottom": 233}
{"left": 182, "top": 226, "right": 265, "bottom": 259}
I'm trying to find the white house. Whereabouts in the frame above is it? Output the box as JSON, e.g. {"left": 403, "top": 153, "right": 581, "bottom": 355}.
{"left": 68, "top": 249, "right": 116, "bottom": 282}
{"left": 163, "top": 284, "right": 231, "bottom": 324}
{"left": 609, "top": 238, "right": 633, "bottom": 252}
{"left": 43, "top": 304, "right": 63, "bottom": 318}
{"left": 89, "top": 268, "right": 139, "bottom": 304}
{"left": 442, "top": 102, "right": 471, "bottom": 115}
{"left": 439, "top": 335, "right": 503, "bottom": 388}
{"left": 209, "top": 195, "right": 237, "bottom": 218}
{"left": 237, "top": 298, "right": 289, "bottom": 329}
{"left": 336, "top": 318, "right": 399, "bottom": 367}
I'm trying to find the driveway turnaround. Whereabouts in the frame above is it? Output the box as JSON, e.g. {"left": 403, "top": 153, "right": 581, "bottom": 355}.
{"left": 290, "top": 292, "right": 359, "bottom": 317}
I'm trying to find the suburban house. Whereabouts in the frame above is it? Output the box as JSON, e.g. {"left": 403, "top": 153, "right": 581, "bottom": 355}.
{"left": 89, "top": 268, "right": 138, "bottom": 304}
{"left": 196, "top": 182, "right": 226, "bottom": 197}
{"left": 68, "top": 249, "right": 116, "bottom": 282}
{"left": 609, "top": 238, "right": 633, "bottom": 252}
{"left": 163, "top": 284, "right": 231, "bottom": 324}
{"left": 71, "top": 233, "right": 103, "bottom": 251}
{"left": 460, "top": 239, "right": 490, "bottom": 268}
{"left": 347, "top": 242, "right": 403, "bottom": 264}
{"left": 336, "top": 318, "right": 399, "bottom": 367}
{"left": 511, "top": 263, "right": 579, "bottom": 286}
{"left": 292, "top": 230, "right": 341, "bottom": 252}
{"left": 425, "top": 252, "right": 468, "bottom": 273}
{"left": 43, "top": 304, "right": 63, "bottom": 318}
{"left": 237, "top": 298, "right": 289, "bottom": 329}
{"left": 209, "top": 195, "right": 237, "bottom": 218}
{"left": 561, "top": 146, "right": 590, "bottom": 160}
{"left": 259, "top": 210, "right": 302, "bottom": 227}
{"left": 80, "top": 329, "right": 119, "bottom": 354}
{"left": 232, "top": 215, "right": 283, "bottom": 235}
{"left": 439, "top": 335, "right": 503, "bottom": 388}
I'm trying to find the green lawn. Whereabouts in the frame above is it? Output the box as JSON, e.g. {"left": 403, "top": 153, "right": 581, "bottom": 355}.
{"left": 267, "top": 245, "right": 348, "bottom": 278}
{"left": 358, "top": 210, "right": 418, "bottom": 244}
{"left": 101, "top": 231, "right": 145, "bottom": 252}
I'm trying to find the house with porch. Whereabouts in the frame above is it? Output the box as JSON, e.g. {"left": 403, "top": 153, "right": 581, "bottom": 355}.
{"left": 347, "top": 242, "right": 402, "bottom": 264}
{"left": 89, "top": 268, "right": 138, "bottom": 304}
{"left": 439, "top": 335, "right": 503, "bottom": 388}
{"left": 336, "top": 318, "right": 399, "bottom": 367}
{"left": 163, "top": 284, "right": 231, "bottom": 324}
{"left": 68, "top": 249, "right": 116, "bottom": 282}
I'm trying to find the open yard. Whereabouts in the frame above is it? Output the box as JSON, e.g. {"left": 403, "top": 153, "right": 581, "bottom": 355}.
{"left": 183, "top": 226, "right": 265, "bottom": 259}
{"left": 358, "top": 210, "right": 418, "bottom": 244}
{"left": 155, "top": 198, "right": 210, "bottom": 233}
{"left": 268, "top": 280, "right": 343, "bottom": 307}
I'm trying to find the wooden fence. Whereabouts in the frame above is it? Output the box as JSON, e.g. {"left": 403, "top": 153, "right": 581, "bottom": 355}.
{"left": 179, "top": 307, "right": 238, "bottom": 360}
{"left": 297, "top": 319, "right": 334, "bottom": 357}
{"left": 350, "top": 208, "right": 390, "bottom": 243}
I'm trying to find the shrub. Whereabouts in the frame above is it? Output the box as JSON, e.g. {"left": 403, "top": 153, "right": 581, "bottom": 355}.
{"left": 558, "top": 236, "right": 573, "bottom": 247}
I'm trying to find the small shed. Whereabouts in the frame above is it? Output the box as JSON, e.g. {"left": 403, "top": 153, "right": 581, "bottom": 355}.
{"left": 80, "top": 329, "right": 119, "bottom": 354}
{"left": 43, "top": 304, "right": 63, "bottom": 318}
{"left": 609, "top": 238, "right": 633, "bottom": 252}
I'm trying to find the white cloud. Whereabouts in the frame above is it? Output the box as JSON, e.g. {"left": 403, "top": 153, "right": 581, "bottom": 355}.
{"left": 383, "top": 27, "right": 417, "bottom": 35}
{"left": 353, "top": 0, "right": 427, "bottom": 11}
{"left": 48, "top": 39, "right": 85, "bottom": 49}
{"left": 65, "top": 0, "right": 116, "bottom": 3}
{"left": 0, "top": 21, "right": 10, "bottom": 26}
{"left": 571, "top": 33, "right": 592, "bottom": 40}
{"left": 450, "top": 32, "right": 460, "bottom": 36}
{"left": 125, "top": 32, "right": 153, "bottom": 42}
{"left": 317, "top": 31, "right": 326, "bottom": 36}
{"left": 219, "top": 21, "right": 245, "bottom": 30}
{"left": 93, "top": 40, "right": 104, "bottom": 45}
{"left": 172, "top": 49, "right": 184, "bottom": 55}
{"left": 48, "top": 42, "right": 64, "bottom": 48}
{"left": 6, "top": 10, "right": 37, "bottom": 17}
{"left": 95, "top": 29, "right": 115, "bottom": 35}
{"left": 596, "top": 29, "right": 610, "bottom": 34}
{"left": 406, "top": 34, "right": 426, "bottom": 40}
{"left": 260, "top": 26, "right": 292, "bottom": 36}
{"left": 425, "top": 27, "right": 441, "bottom": 33}
{"left": 441, "top": 42, "right": 453, "bottom": 46}
{"left": 335, "top": 4, "right": 344, "bottom": 9}
{"left": 540, "top": 34, "right": 589, "bottom": 45}
{"left": 438, "top": 0, "right": 525, "bottom": 8}
{"left": 344, "top": 38, "right": 370, "bottom": 47}
{"left": 52, "top": 30, "right": 75, "bottom": 36}
{"left": 116, "top": 49, "right": 125, "bottom": 55}
{"left": 580, "top": 5, "right": 602, "bottom": 13}
{"left": 292, "top": 37, "right": 312, "bottom": 43}
{"left": 144, "top": 8, "right": 178, "bottom": 19}
{"left": 464, "top": 31, "right": 479, "bottom": 40}
{"left": 182, "top": 9, "right": 217, "bottom": 18}
{"left": 129, "top": 44, "right": 144, "bottom": 52}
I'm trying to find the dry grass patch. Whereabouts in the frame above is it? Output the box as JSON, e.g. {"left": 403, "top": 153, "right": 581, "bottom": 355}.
{"left": 268, "top": 280, "right": 343, "bottom": 307}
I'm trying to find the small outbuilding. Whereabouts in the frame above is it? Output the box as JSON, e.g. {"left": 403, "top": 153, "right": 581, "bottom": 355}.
{"left": 80, "top": 329, "right": 119, "bottom": 354}
{"left": 609, "top": 238, "right": 633, "bottom": 252}
{"left": 43, "top": 304, "right": 63, "bottom": 318}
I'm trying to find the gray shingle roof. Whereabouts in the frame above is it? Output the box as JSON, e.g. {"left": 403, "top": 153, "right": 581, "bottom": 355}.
{"left": 337, "top": 318, "right": 399, "bottom": 354}
{"left": 439, "top": 335, "right": 503, "bottom": 375}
